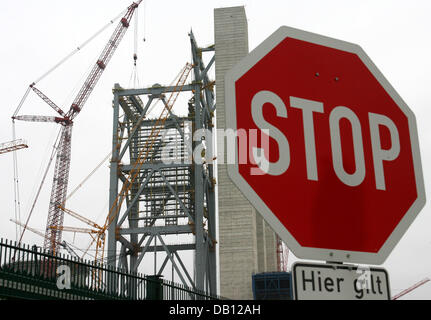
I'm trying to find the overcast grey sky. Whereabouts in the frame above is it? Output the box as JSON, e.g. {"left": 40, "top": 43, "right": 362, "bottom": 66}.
{"left": 1, "top": 0, "right": 430, "bottom": 299}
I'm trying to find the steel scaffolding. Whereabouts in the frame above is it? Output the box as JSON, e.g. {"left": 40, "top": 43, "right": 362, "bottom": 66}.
{"left": 107, "top": 31, "right": 216, "bottom": 295}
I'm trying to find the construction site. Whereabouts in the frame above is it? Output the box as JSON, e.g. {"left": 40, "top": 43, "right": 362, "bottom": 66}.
{"left": 1, "top": 1, "right": 430, "bottom": 301}
{"left": 0, "top": 2, "right": 290, "bottom": 300}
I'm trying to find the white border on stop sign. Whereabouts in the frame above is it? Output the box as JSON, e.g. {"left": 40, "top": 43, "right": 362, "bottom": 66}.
{"left": 224, "top": 25, "right": 426, "bottom": 265}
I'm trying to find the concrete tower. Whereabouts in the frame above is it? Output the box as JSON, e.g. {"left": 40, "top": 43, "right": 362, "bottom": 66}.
{"left": 214, "top": 6, "right": 278, "bottom": 300}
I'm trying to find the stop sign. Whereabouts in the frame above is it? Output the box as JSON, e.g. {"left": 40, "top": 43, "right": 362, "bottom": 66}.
{"left": 225, "top": 26, "right": 426, "bottom": 264}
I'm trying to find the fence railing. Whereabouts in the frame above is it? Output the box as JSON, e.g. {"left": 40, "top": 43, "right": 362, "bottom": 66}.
{"left": 0, "top": 238, "right": 221, "bottom": 300}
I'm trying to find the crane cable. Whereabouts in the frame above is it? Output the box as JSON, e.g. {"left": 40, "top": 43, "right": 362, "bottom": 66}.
{"left": 11, "top": 7, "right": 127, "bottom": 119}
{"left": 34, "top": 8, "right": 127, "bottom": 85}
{"left": 12, "top": 86, "right": 31, "bottom": 118}
{"left": 12, "top": 120, "right": 22, "bottom": 241}
{"left": 65, "top": 150, "right": 112, "bottom": 202}
{"left": 129, "top": 7, "right": 140, "bottom": 88}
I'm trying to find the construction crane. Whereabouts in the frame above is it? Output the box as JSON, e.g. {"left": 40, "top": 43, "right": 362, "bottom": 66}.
{"left": 391, "top": 278, "right": 430, "bottom": 300}
{"left": 0, "top": 139, "right": 28, "bottom": 155}
{"left": 12, "top": 1, "right": 143, "bottom": 255}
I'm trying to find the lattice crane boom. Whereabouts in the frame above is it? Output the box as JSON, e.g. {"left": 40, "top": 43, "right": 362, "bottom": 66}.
{"left": 59, "top": 205, "right": 103, "bottom": 230}
{"left": 10, "top": 219, "right": 81, "bottom": 259}
{"left": 0, "top": 139, "right": 28, "bottom": 155}
{"left": 391, "top": 278, "right": 430, "bottom": 300}
{"left": 10, "top": 219, "right": 46, "bottom": 239}
{"left": 44, "top": 124, "right": 73, "bottom": 252}
{"left": 29, "top": 83, "right": 65, "bottom": 116}
{"left": 50, "top": 225, "right": 101, "bottom": 234}
{"left": 12, "top": 115, "right": 64, "bottom": 123}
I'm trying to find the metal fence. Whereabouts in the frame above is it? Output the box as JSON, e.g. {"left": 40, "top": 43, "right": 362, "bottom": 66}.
{"left": 0, "top": 238, "right": 221, "bottom": 300}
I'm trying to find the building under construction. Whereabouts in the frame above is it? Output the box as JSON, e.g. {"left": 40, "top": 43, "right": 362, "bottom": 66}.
{"left": 103, "top": 6, "right": 284, "bottom": 299}
{"left": 104, "top": 5, "right": 283, "bottom": 300}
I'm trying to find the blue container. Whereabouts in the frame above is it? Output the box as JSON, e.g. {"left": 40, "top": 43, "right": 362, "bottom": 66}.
{"left": 252, "top": 272, "right": 293, "bottom": 300}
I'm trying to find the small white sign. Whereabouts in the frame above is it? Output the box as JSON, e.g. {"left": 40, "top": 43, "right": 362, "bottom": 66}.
{"left": 292, "top": 262, "right": 390, "bottom": 300}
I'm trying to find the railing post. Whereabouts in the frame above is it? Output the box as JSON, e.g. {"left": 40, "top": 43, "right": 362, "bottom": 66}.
{"left": 146, "top": 275, "right": 163, "bottom": 300}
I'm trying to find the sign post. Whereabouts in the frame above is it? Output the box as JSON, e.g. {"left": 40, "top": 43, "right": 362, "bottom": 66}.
{"left": 225, "top": 26, "right": 426, "bottom": 264}
{"left": 292, "top": 262, "right": 390, "bottom": 300}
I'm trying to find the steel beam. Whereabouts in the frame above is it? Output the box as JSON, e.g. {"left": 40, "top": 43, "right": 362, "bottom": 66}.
{"left": 117, "top": 84, "right": 194, "bottom": 97}
{"left": 118, "top": 225, "right": 192, "bottom": 236}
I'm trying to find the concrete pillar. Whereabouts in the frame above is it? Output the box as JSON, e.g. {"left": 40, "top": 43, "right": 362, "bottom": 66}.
{"left": 264, "top": 220, "right": 278, "bottom": 271}
{"left": 214, "top": 6, "right": 279, "bottom": 299}
{"left": 256, "top": 215, "right": 267, "bottom": 273}
{"left": 215, "top": 6, "right": 256, "bottom": 299}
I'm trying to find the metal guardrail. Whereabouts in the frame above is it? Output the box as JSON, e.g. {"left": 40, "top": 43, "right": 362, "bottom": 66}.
{"left": 0, "top": 238, "right": 221, "bottom": 300}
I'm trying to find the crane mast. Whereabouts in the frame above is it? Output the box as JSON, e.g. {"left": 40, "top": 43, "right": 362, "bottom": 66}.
{"left": 42, "top": 1, "right": 142, "bottom": 254}
{"left": 44, "top": 124, "right": 73, "bottom": 252}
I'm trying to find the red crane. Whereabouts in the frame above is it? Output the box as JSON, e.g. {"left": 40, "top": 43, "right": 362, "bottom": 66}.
{"left": 391, "top": 278, "right": 430, "bottom": 300}
{"left": 13, "top": 1, "right": 143, "bottom": 254}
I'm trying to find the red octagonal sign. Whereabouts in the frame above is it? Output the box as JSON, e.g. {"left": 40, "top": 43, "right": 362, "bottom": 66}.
{"left": 225, "top": 26, "right": 426, "bottom": 264}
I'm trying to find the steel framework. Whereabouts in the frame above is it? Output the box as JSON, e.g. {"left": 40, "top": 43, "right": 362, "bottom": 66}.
{"left": 107, "top": 32, "right": 216, "bottom": 295}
